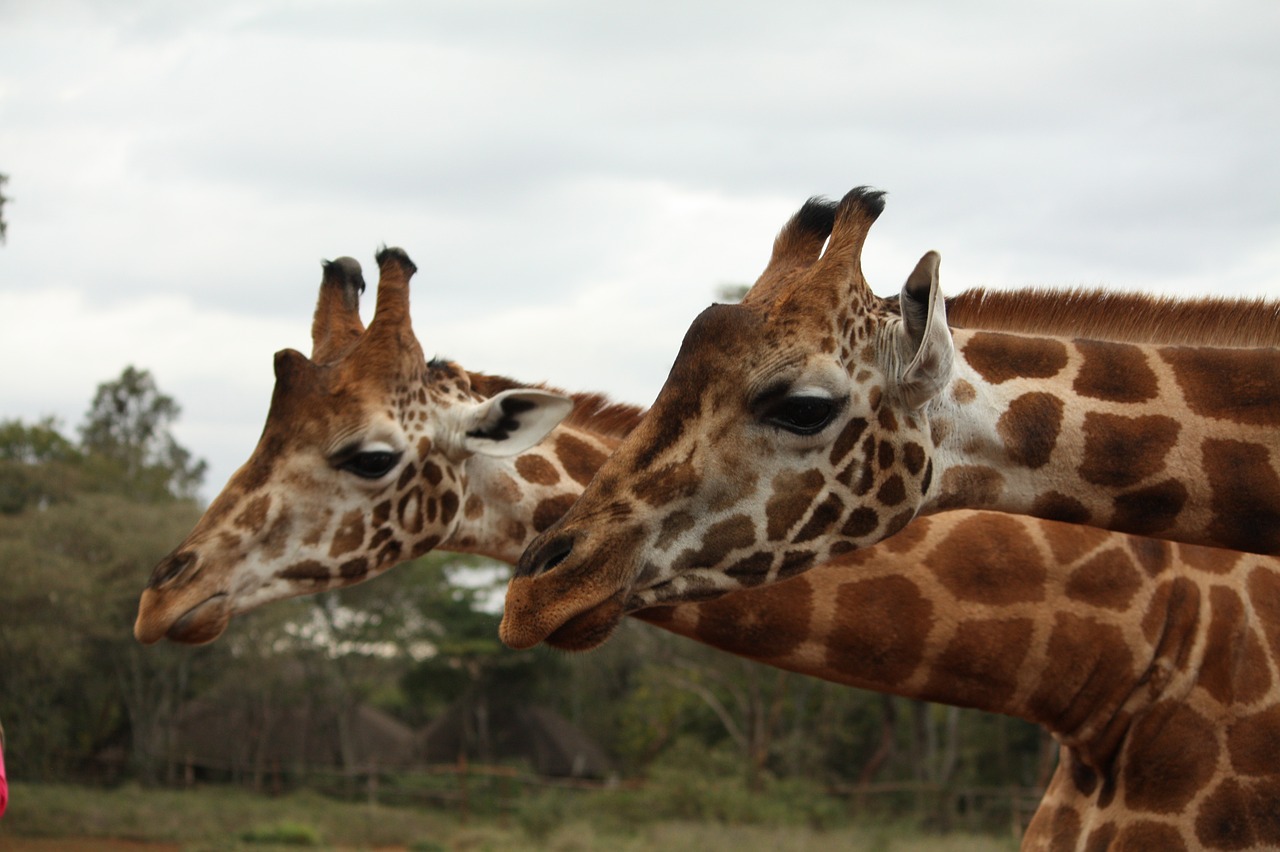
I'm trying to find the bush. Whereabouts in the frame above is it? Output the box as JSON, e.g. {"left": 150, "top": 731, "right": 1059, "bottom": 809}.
{"left": 240, "top": 820, "right": 323, "bottom": 845}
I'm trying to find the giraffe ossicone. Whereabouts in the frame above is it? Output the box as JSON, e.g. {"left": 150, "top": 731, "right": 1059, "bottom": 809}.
{"left": 502, "top": 186, "right": 1280, "bottom": 652}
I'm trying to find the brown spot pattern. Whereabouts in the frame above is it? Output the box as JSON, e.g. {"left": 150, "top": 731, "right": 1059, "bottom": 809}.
{"left": 329, "top": 509, "right": 366, "bottom": 557}
{"left": 923, "top": 617, "right": 1033, "bottom": 710}
{"left": 926, "top": 513, "right": 1047, "bottom": 605}
{"left": 875, "top": 473, "right": 906, "bottom": 506}
{"left": 672, "top": 514, "right": 756, "bottom": 573}
{"left": 280, "top": 560, "right": 330, "bottom": 581}
{"left": 1203, "top": 438, "right": 1280, "bottom": 554}
{"left": 1029, "top": 615, "right": 1132, "bottom": 734}
{"left": 840, "top": 507, "right": 879, "bottom": 539}
{"left": 515, "top": 454, "right": 560, "bottom": 486}
{"left": 1201, "top": 586, "right": 1272, "bottom": 705}
{"left": 962, "top": 331, "right": 1069, "bottom": 384}
{"left": 1163, "top": 346, "right": 1280, "bottom": 426}
{"left": 997, "top": 392, "right": 1064, "bottom": 469}
{"left": 826, "top": 575, "right": 933, "bottom": 687}
{"left": 792, "top": 492, "right": 844, "bottom": 543}
{"left": 634, "top": 460, "right": 698, "bottom": 505}
{"left": 1227, "top": 705, "right": 1280, "bottom": 776}
{"left": 1041, "top": 519, "right": 1113, "bottom": 564}
{"left": 656, "top": 510, "right": 695, "bottom": 550}
{"left": 765, "top": 469, "right": 826, "bottom": 540}
{"left": 1110, "top": 479, "right": 1189, "bottom": 536}
{"left": 1177, "top": 542, "right": 1241, "bottom": 575}
{"left": 234, "top": 494, "right": 271, "bottom": 535}
{"left": 1128, "top": 537, "right": 1172, "bottom": 576}
{"left": 1122, "top": 702, "right": 1218, "bottom": 814}
{"left": 1079, "top": 412, "right": 1181, "bottom": 487}
{"left": 1073, "top": 340, "right": 1159, "bottom": 403}
{"left": 1194, "top": 777, "right": 1280, "bottom": 849}
{"left": 439, "top": 491, "right": 459, "bottom": 526}
{"left": 557, "top": 433, "right": 608, "bottom": 487}
{"left": 396, "top": 462, "right": 417, "bottom": 491}
{"left": 398, "top": 486, "right": 425, "bottom": 534}
{"left": 339, "top": 557, "right": 368, "bottom": 579}
{"left": 829, "top": 416, "right": 870, "bottom": 465}
{"left": 1249, "top": 567, "right": 1280, "bottom": 661}
{"left": 532, "top": 495, "right": 576, "bottom": 533}
{"left": 692, "top": 575, "right": 816, "bottom": 658}
{"left": 935, "top": 465, "right": 1004, "bottom": 510}
{"left": 1114, "top": 822, "right": 1187, "bottom": 851}
{"left": 1066, "top": 547, "right": 1143, "bottom": 611}
{"left": 1031, "top": 491, "right": 1092, "bottom": 525}
{"left": 902, "top": 441, "right": 925, "bottom": 476}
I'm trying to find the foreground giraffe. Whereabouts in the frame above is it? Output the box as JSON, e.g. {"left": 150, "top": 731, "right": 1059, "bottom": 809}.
{"left": 505, "top": 188, "right": 1280, "bottom": 637}
{"left": 135, "top": 249, "right": 1280, "bottom": 848}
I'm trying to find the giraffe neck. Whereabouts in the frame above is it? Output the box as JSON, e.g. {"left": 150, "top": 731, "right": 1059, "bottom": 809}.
{"left": 444, "top": 421, "right": 619, "bottom": 564}
{"left": 641, "top": 513, "right": 1217, "bottom": 768}
{"left": 921, "top": 329, "right": 1280, "bottom": 554}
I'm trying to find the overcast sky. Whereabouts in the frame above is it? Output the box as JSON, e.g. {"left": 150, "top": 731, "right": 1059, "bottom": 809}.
{"left": 2, "top": 0, "right": 1278, "bottom": 498}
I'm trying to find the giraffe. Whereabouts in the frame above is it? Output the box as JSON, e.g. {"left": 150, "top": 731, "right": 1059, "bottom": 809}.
{"left": 135, "top": 248, "right": 1279, "bottom": 848}
{"left": 134, "top": 248, "right": 579, "bottom": 644}
{"left": 644, "top": 518, "right": 1280, "bottom": 851}
{"left": 503, "top": 187, "right": 1280, "bottom": 646}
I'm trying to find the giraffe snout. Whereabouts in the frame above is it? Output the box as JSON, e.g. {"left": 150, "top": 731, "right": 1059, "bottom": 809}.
{"left": 148, "top": 550, "right": 197, "bottom": 589}
{"left": 516, "top": 531, "right": 575, "bottom": 579}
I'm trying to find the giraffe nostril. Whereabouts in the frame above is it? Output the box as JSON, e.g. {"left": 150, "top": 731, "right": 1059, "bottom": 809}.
{"left": 150, "top": 551, "right": 197, "bottom": 589}
{"left": 519, "top": 533, "right": 574, "bottom": 578}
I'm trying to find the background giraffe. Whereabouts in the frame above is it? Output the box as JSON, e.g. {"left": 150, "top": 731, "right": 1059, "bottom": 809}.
{"left": 137, "top": 248, "right": 1278, "bottom": 848}
{"left": 504, "top": 187, "right": 1280, "bottom": 644}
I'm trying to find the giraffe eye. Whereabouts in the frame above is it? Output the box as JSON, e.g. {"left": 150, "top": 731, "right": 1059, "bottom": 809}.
{"left": 763, "top": 395, "right": 840, "bottom": 435}
{"left": 340, "top": 450, "right": 401, "bottom": 479}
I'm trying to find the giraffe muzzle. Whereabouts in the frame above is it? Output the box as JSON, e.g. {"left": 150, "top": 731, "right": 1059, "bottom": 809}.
{"left": 515, "top": 530, "right": 575, "bottom": 579}
{"left": 148, "top": 550, "right": 198, "bottom": 589}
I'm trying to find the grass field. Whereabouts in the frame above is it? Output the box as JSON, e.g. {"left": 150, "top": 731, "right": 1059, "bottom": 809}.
{"left": 0, "top": 782, "right": 1021, "bottom": 851}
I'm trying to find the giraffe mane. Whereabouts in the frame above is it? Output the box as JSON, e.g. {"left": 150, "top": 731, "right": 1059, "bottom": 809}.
{"left": 468, "top": 371, "right": 645, "bottom": 440}
{"left": 943, "top": 287, "right": 1280, "bottom": 347}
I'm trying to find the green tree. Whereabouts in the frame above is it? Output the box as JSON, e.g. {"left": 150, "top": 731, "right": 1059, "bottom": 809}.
{"left": 0, "top": 417, "right": 84, "bottom": 513}
{"left": 79, "top": 366, "right": 207, "bottom": 501}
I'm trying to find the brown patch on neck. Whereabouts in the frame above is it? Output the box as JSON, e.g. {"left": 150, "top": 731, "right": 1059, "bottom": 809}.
{"left": 961, "top": 332, "right": 1069, "bottom": 385}
{"left": 1161, "top": 347, "right": 1280, "bottom": 426}
{"left": 997, "top": 392, "right": 1064, "bottom": 469}
{"left": 1078, "top": 413, "right": 1181, "bottom": 488}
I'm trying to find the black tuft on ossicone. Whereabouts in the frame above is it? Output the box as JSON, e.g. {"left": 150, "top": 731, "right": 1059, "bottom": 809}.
{"left": 794, "top": 196, "right": 840, "bottom": 238}
{"left": 375, "top": 245, "right": 418, "bottom": 275}
{"left": 321, "top": 256, "right": 367, "bottom": 298}
{"left": 838, "top": 185, "right": 888, "bottom": 219}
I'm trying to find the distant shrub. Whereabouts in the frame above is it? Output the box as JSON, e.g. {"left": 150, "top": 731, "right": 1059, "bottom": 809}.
{"left": 240, "top": 820, "right": 322, "bottom": 845}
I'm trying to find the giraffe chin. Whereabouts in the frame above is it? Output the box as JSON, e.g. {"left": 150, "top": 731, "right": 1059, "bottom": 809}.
{"left": 543, "top": 596, "right": 626, "bottom": 652}
{"left": 161, "top": 594, "right": 232, "bottom": 645}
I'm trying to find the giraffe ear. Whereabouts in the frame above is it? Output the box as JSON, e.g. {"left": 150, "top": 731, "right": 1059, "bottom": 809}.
{"left": 896, "top": 251, "right": 954, "bottom": 410}
{"left": 461, "top": 389, "right": 574, "bottom": 458}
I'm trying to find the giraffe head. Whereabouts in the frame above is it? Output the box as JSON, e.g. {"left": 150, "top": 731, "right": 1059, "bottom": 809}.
{"left": 502, "top": 187, "right": 955, "bottom": 650}
{"left": 135, "top": 248, "right": 572, "bottom": 645}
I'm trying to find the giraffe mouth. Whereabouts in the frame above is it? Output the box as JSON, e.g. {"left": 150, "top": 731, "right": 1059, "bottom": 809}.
{"left": 542, "top": 595, "right": 627, "bottom": 651}
{"left": 155, "top": 594, "right": 232, "bottom": 645}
